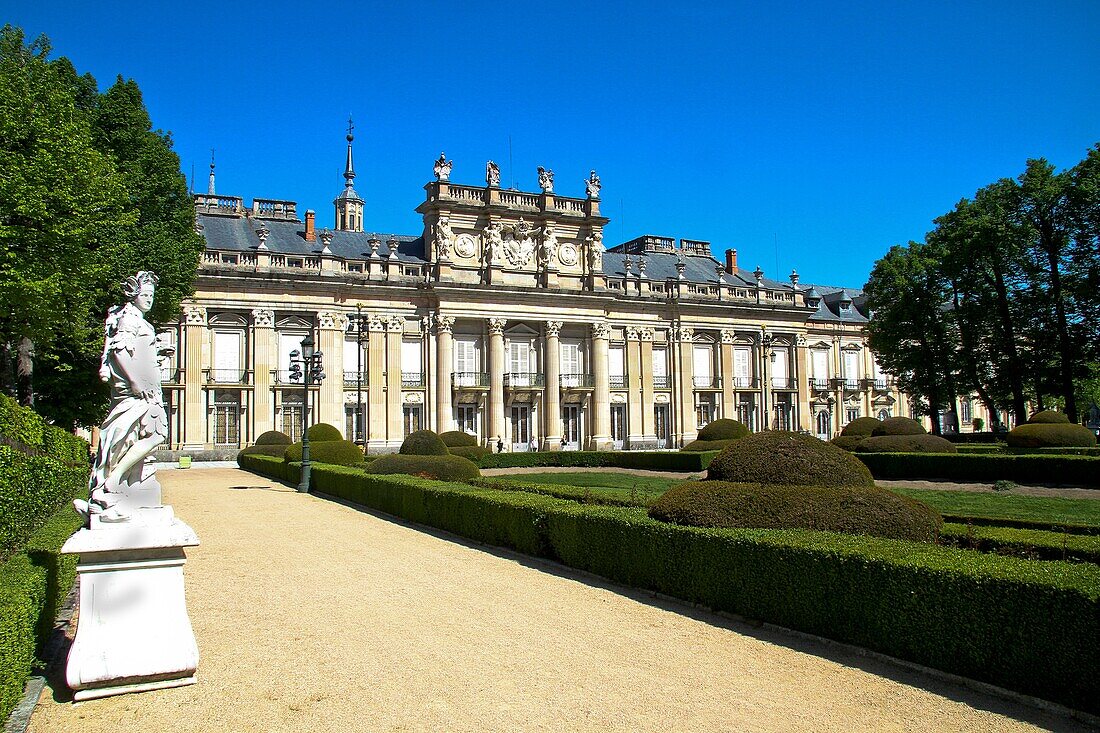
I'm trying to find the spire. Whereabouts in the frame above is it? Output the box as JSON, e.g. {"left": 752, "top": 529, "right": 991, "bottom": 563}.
{"left": 207, "top": 148, "right": 216, "bottom": 195}
{"left": 343, "top": 117, "right": 356, "bottom": 188}
{"left": 334, "top": 117, "right": 364, "bottom": 232}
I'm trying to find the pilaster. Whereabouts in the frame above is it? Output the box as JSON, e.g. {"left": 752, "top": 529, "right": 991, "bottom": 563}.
{"left": 639, "top": 328, "right": 656, "bottom": 445}
{"left": 589, "top": 321, "right": 611, "bottom": 449}
{"left": 181, "top": 306, "right": 206, "bottom": 449}
{"left": 385, "top": 315, "right": 404, "bottom": 445}
{"left": 677, "top": 326, "right": 697, "bottom": 446}
{"left": 251, "top": 309, "right": 275, "bottom": 439}
{"left": 436, "top": 316, "right": 455, "bottom": 434}
{"left": 720, "top": 330, "right": 736, "bottom": 421}
{"left": 366, "top": 316, "right": 387, "bottom": 452}
{"left": 317, "top": 311, "right": 345, "bottom": 434}
{"left": 796, "top": 334, "right": 810, "bottom": 431}
{"left": 625, "top": 327, "right": 643, "bottom": 447}
{"left": 543, "top": 321, "right": 562, "bottom": 449}
{"left": 487, "top": 318, "right": 507, "bottom": 449}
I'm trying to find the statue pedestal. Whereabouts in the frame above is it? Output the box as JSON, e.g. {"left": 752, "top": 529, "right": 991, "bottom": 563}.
{"left": 62, "top": 512, "right": 200, "bottom": 701}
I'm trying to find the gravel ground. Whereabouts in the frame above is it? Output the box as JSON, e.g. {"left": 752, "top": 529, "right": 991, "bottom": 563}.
{"left": 27, "top": 467, "right": 1093, "bottom": 733}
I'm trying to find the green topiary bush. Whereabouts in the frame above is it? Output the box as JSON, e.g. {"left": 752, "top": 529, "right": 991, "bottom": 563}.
{"left": 649, "top": 481, "right": 942, "bottom": 542}
{"left": 682, "top": 439, "right": 739, "bottom": 452}
{"left": 829, "top": 436, "right": 867, "bottom": 452}
{"left": 399, "top": 430, "right": 449, "bottom": 456}
{"left": 439, "top": 430, "right": 478, "bottom": 448}
{"left": 307, "top": 423, "right": 343, "bottom": 442}
{"left": 365, "top": 453, "right": 481, "bottom": 481}
{"left": 237, "top": 444, "right": 291, "bottom": 459}
{"left": 254, "top": 430, "right": 292, "bottom": 446}
{"left": 449, "top": 445, "right": 491, "bottom": 461}
{"left": 283, "top": 440, "right": 364, "bottom": 465}
{"left": 872, "top": 417, "right": 926, "bottom": 436}
{"left": 1006, "top": 423, "right": 1097, "bottom": 449}
{"left": 855, "top": 434, "right": 958, "bottom": 454}
{"left": 706, "top": 431, "right": 874, "bottom": 488}
{"left": 1027, "top": 410, "right": 1070, "bottom": 424}
{"left": 696, "top": 418, "right": 750, "bottom": 442}
{"left": 841, "top": 416, "right": 882, "bottom": 437}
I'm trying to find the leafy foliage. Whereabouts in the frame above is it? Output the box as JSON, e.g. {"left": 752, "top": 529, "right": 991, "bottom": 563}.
{"left": 856, "top": 452, "right": 1100, "bottom": 486}
{"left": 872, "top": 416, "right": 927, "bottom": 436}
{"left": 365, "top": 453, "right": 481, "bottom": 481}
{"left": 1027, "top": 410, "right": 1070, "bottom": 424}
{"left": 254, "top": 430, "right": 292, "bottom": 446}
{"left": 1005, "top": 423, "right": 1097, "bottom": 449}
{"left": 696, "top": 418, "right": 749, "bottom": 441}
{"left": 681, "top": 438, "right": 740, "bottom": 452}
{"left": 840, "top": 416, "right": 881, "bottom": 436}
{"left": 306, "top": 423, "right": 342, "bottom": 442}
{"left": 439, "top": 430, "right": 477, "bottom": 448}
{"left": 855, "top": 434, "right": 957, "bottom": 453}
{"left": 477, "top": 450, "right": 718, "bottom": 472}
{"left": 283, "top": 440, "right": 363, "bottom": 465}
{"left": 399, "top": 430, "right": 449, "bottom": 456}
{"left": 706, "top": 431, "right": 874, "bottom": 487}
{"left": 448, "top": 445, "right": 491, "bottom": 461}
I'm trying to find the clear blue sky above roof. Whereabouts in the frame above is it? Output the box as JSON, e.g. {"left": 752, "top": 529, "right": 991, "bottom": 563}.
{"left": 9, "top": 1, "right": 1099, "bottom": 289}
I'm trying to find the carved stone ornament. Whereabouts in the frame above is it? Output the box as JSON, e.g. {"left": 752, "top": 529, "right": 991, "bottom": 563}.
{"left": 433, "top": 152, "right": 452, "bottom": 182}
{"left": 454, "top": 233, "right": 476, "bottom": 259}
{"left": 488, "top": 317, "right": 508, "bottom": 335}
{"left": 721, "top": 329, "right": 737, "bottom": 344}
{"left": 482, "top": 221, "right": 505, "bottom": 265}
{"left": 639, "top": 327, "right": 654, "bottom": 341}
{"left": 318, "top": 311, "right": 346, "bottom": 330}
{"left": 586, "top": 231, "right": 604, "bottom": 270}
{"left": 585, "top": 170, "right": 602, "bottom": 199}
{"left": 678, "top": 326, "right": 695, "bottom": 341}
{"left": 434, "top": 217, "right": 455, "bottom": 260}
{"left": 557, "top": 241, "right": 579, "bottom": 267}
{"left": 539, "top": 225, "right": 558, "bottom": 268}
{"left": 502, "top": 218, "right": 540, "bottom": 267}
{"left": 537, "top": 166, "right": 554, "bottom": 193}
{"left": 545, "top": 320, "right": 563, "bottom": 338}
{"left": 403, "top": 392, "right": 425, "bottom": 404}
{"left": 796, "top": 335, "right": 808, "bottom": 347}
{"left": 626, "top": 326, "right": 640, "bottom": 341}
{"left": 183, "top": 305, "right": 207, "bottom": 326}
{"left": 436, "top": 315, "right": 455, "bottom": 334}
{"left": 387, "top": 314, "right": 404, "bottom": 332}
{"left": 590, "top": 321, "right": 611, "bottom": 340}
{"left": 486, "top": 160, "right": 501, "bottom": 187}
{"left": 252, "top": 309, "right": 275, "bottom": 328}
{"left": 368, "top": 315, "right": 388, "bottom": 332}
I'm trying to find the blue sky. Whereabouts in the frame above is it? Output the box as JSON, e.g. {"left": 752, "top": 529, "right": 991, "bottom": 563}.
{"left": 9, "top": 1, "right": 1099, "bottom": 288}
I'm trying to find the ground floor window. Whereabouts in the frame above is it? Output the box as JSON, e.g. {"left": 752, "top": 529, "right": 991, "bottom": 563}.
{"left": 654, "top": 405, "right": 669, "bottom": 448}
{"left": 562, "top": 404, "right": 581, "bottom": 449}
{"left": 815, "top": 410, "right": 831, "bottom": 440}
{"left": 695, "top": 395, "right": 715, "bottom": 429}
{"left": 774, "top": 400, "right": 793, "bottom": 431}
{"left": 281, "top": 394, "right": 303, "bottom": 441}
{"left": 736, "top": 400, "right": 756, "bottom": 432}
{"left": 510, "top": 404, "right": 531, "bottom": 450}
{"left": 610, "top": 405, "right": 626, "bottom": 449}
{"left": 345, "top": 404, "right": 365, "bottom": 443}
{"left": 456, "top": 405, "right": 478, "bottom": 437}
{"left": 845, "top": 407, "right": 860, "bottom": 425}
{"left": 960, "top": 399, "right": 972, "bottom": 424}
{"left": 403, "top": 406, "right": 422, "bottom": 437}
{"left": 212, "top": 390, "right": 240, "bottom": 446}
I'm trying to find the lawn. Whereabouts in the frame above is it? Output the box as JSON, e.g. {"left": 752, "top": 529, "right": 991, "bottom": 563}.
{"left": 495, "top": 472, "right": 684, "bottom": 495}
{"left": 889, "top": 487, "right": 1100, "bottom": 530}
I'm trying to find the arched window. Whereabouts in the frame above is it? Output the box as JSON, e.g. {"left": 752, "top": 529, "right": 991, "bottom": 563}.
{"left": 815, "top": 410, "right": 831, "bottom": 439}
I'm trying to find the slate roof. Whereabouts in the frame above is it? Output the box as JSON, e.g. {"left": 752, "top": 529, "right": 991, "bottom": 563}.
{"left": 805, "top": 285, "right": 869, "bottom": 323}
{"left": 198, "top": 214, "right": 424, "bottom": 261}
{"left": 599, "top": 250, "right": 790, "bottom": 289}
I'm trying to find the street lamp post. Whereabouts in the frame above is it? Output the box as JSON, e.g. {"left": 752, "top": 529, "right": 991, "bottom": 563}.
{"left": 761, "top": 330, "right": 775, "bottom": 430}
{"left": 289, "top": 334, "right": 325, "bottom": 493}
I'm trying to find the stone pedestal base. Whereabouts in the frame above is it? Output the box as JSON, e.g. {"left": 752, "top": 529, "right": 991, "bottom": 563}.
{"left": 62, "top": 513, "right": 200, "bottom": 701}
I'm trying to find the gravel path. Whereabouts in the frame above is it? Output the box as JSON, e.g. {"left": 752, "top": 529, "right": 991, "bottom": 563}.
{"left": 27, "top": 468, "right": 1092, "bottom": 732}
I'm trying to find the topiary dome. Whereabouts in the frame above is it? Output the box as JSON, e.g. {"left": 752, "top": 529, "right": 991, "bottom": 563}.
{"left": 283, "top": 439, "right": 363, "bottom": 465}
{"left": 1006, "top": 423, "right": 1096, "bottom": 449}
{"left": 841, "top": 417, "right": 881, "bottom": 437}
{"left": 706, "top": 431, "right": 874, "bottom": 488}
{"left": 1027, "top": 410, "right": 1071, "bottom": 425}
{"left": 399, "top": 430, "right": 449, "bottom": 456}
{"left": 307, "top": 423, "right": 343, "bottom": 442}
{"left": 697, "top": 419, "right": 750, "bottom": 442}
{"left": 254, "top": 430, "right": 292, "bottom": 446}
{"left": 872, "top": 417, "right": 926, "bottom": 436}
{"left": 366, "top": 453, "right": 481, "bottom": 481}
{"left": 855, "top": 434, "right": 958, "bottom": 453}
{"left": 439, "top": 430, "right": 478, "bottom": 447}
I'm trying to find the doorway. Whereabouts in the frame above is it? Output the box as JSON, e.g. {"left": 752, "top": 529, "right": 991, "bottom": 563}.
{"left": 510, "top": 405, "right": 531, "bottom": 451}
{"left": 562, "top": 405, "right": 581, "bottom": 450}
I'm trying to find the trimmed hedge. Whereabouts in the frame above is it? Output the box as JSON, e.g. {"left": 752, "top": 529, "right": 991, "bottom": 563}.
{"left": 856, "top": 452, "right": 1100, "bottom": 487}
{"left": 366, "top": 453, "right": 481, "bottom": 481}
{"left": 0, "top": 494, "right": 84, "bottom": 722}
{"left": 1006, "top": 423, "right": 1096, "bottom": 449}
{"left": 448, "top": 445, "right": 491, "bottom": 461}
{"left": 400, "top": 430, "right": 449, "bottom": 456}
{"left": 307, "top": 423, "right": 344, "bottom": 442}
{"left": 477, "top": 450, "right": 718, "bottom": 472}
{"left": 649, "top": 481, "right": 942, "bottom": 542}
{"left": 238, "top": 457, "right": 1100, "bottom": 713}
{"left": 237, "top": 444, "right": 290, "bottom": 459}
{"left": 943, "top": 432, "right": 1002, "bottom": 444}
{"left": 707, "top": 432, "right": 874, "bottom": 488}
{"left": 855, "top": 435, "right": 958, "bottom": 454}
{"left": 0, "top": 394, "right": 87, "bottom": 464}
{"left": 1029, "top": 410, "right": 1071, "bottom": 424}
{"left": 940, "top": 523, "right": 1100, "bottom": 564}
{"left": 828, "top": 435, "right": 866, "bottom": 452}
{"left": 439, "top": 431, "right": 478, "bottom": 448}
{"left": 1, "top": 447, "right": 88, "bottom": 562}
{"left": 681, "top": 439, "right": 739, "bottom": 453}
{"left": 872, "top": 417, "right": 926, "bottom": 436}
{"left": 696, "top": 419, "right": 750, "bottom": 442}
{"left": 955, "top": 444, "right": 1005, "bottom": 454}
{"left": 841, "top": 416, "right": 881, "bottom": 437}
{"left": 254, "top": 430, "right": 292, "bottom": 446}
{"left": 283, "top": 440, "right": 364, "bottom": 466}
{"left": 470, "top": 477, "right": 654, "bottom": 508}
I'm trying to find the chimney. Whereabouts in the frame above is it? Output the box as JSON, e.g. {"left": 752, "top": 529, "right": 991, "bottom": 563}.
{"left": 725, "top": 248, "right": 738, "bottom": 274}
{"left": 304, "top": 210, "right": 316, "bottom": 242}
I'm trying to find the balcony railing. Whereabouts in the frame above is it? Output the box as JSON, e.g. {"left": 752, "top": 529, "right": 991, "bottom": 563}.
{"left": 769, "top": 377, "right": 797, "bottom": 389}
{"left": 692, "top": 376, "right": 722, "bottom": 389}
{"left": 652, "top": 375, "right": 672, "bottom": 389}
{"left": 159, "top": 367, "right": 183, "bottom": 385}
{"left": 560, "top": 373, "right": 595, "bottom": 388}
{"left": 401, "top": 372, "right": 425, "bottom": 388}
{"left": 343, "top": 370, "right": 369, "bottom": 386}
{"left": 452, "top": 372, "right": 490, "bottom": 388}
{"left": 730, "top": 376, "right": 759, "bottom": 389}
{"left": 609, "top": 375, "right": 627, "bottom": 389}
{"left": 504, "top": 372, "right": 545, "bottom": 388}
{"left": 204, "top": 369, "right": 251, "bottom": 384}
{"left": 811, "top": 377, "right": 830, "bottom": 391}
{"left": 868, "top": 377, "right": 891, "bottom": 391}
{"left": 831, "top": 377, "right": 861, "bottom": 391}
{"left": 273, "top": 369, "right": 317, "bottom": 385}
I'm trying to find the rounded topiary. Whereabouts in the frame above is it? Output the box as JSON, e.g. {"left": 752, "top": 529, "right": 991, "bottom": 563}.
{"left": 682, "top": 439, "right": 739, "bottom": 452}
{"left": 400, "top": 430, "right": 449, "bottom": 456}
{"left": 855, "top": 434, "right": 958, "bottom": 453}
{"left": 872, "top": 417, "right": 926, "bottom": 436}
{"left": 238, "top": 444, "right": 290, "bottom": 459}
{"left": 841, "top": 417, "right": 881, "bottom": 437}
{"left": 439, "top": 430, "right": 478, "bottom": 448}
{"left": 307, "top": 423, "right": 343, "bottom": 442}
{"left": 254, "top": 430, "right": 292, "bottom": 446}
{"left": 366, "top": 453, "right": 481, "bottom": 481}
{"left": 448, "top": 445, "right": 491, "bottom": 461}
{"left": 1027, "top": 410, "right": 1070, "bottom": 425}
{"left": 706, "top": 431, "right": 874, "bottom": 488}
{"left": 648, "top": 481, "right": 941, "bottom": 542}
{"left": 1006, "top": 423, "right": 1097, "bottom": 449}
{"left": 696, "top": 419, "right": 750, "bottom": 442}
{"left": 283, "top": 439, "right": 364, "bottom": 465}
{"left": 829, "top": 435, "right": 866, "bottom": 452}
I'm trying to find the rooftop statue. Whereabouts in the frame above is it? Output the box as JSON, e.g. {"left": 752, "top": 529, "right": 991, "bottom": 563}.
{"left": 434, "top": 152, "right": 452, "bottom": 182}
{"left": 585, "top": 170, "right": 602, "bottom": 199}
{"left": 586, "top": 231, "right": 604, "bottom": 269}
{"left": 482, "top": 221, "right": 505, "bottom": 264}
{"left": 77, "top": 271, "right": 170, "bottom": 525}
{"left": 486, "top": 160, "right": 501, "bottom": 187}
{"left": 435, "top": 217, "right": 455, "bottom": 259}
{"left": 539, "top": 224, "right": 558, "bottom": 268}
{"left": 537, "top": 166, "right": 554, "bottom": 193}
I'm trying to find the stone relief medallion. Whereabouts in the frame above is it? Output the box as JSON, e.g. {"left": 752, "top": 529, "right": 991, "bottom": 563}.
{"left": 454, "top": 233, "right": 477, "bottom": 259}
{"left": 557, "top": 242, "right": 579, "bottom": 267}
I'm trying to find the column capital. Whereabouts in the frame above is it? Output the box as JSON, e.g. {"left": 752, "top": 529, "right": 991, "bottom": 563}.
{"left": 386, "top": 314, "right": 404, "bottom": 333}
{"left": 318, "top": 311, "right": 348, "bottom": 330}
{"left": 368, "top": 315, "right": 387, "bottom": 332}
{"left": 590, "top": 321, "right": 610, "bottom": 340}
{"left": 625, "top": 326, "right": 639, "bottom": 341}
{"left": 675, "top": 325, "right": 694, "bottom": 341}
{"left": 721, "top": 329, "right": 737, "bottom": 344}
{"left": 796, "top": 334, "right": 808, "bottom": 347}
{"left": 639, "top": 327, "right": 654, "bottom": 342}
{"left": 487, "top": 317, "right": 507, "bottom": 335}
{"left": 545, "top": 320, "right": 563, "bottom": 338}
{"left": 437, "top": 315, "right": 455, "bottom": 334}
{"left": 183, "top": 305, "right": 206, "bottom": 326}
{"left": 252, "top": 308, "right": 275, "bottom": 328}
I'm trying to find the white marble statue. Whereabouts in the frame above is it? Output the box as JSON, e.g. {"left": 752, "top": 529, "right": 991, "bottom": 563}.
{"left": 537, "top": 166, "right": 554, "bottom": 193}
{"left": 435, "top": 217, "right": 455, "bottom": 259}
{"left": 434, "top": 152, "right": 452, "bottom": 182}
{"left": 486, "top": 160, "right": 501, "bottom": 187}
{"left": 586, "top": 231, "right": 604, "bottom": 269}
{"left": 482, "top": 221, "right": 505, "bottom": 264}
{"left": 77, "top": 271, "right": 170, "bottom": 525}
{"left": 539, "top": 225, "right": 558, "bottom": 268}
{"left": 585, "top": 170, "right": 602, "bottom": 199}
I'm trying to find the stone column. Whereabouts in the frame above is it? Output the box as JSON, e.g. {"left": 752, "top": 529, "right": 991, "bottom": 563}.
{"left": 590, "top": 321, "right": 611, "bottom": 449}
{"left": 366, "top": 315, "right": 387, "bottom": 452}
{"left": 720, "top": 330, "right": 736, "bottom": 420}
{"left": 543, "top": 321, "right": 562, "bottom": 450}
{"left": 796, "top": 335, "right": 811, "bottom": 431}
{"left": 436, "top": 315, "right": 455, "bottom": 434}
{"left": 386, "top": 315, "right": 404, "bottom": 447}
{"left": 487, "top": 318, "right": 507, "bottom": 448}
{"left": 640, "top": 328, "right": 655, "bottom": 445}
{"left": 251, "top": 309, "right": 275, "bottom": 440}
{"left": 833, "top": 336, "right": 844, "bottom": 435}
{"left": 317, "top": 311, "right": 345, "bottom": 434}
{"left": 181, "top": 306, "right": 206, "bottom": 450}
{"left": 677, "top": 326, "right": 697, "bottom": 445}
{"left": 625, "top": 327, "right": 643, "bottom": 447}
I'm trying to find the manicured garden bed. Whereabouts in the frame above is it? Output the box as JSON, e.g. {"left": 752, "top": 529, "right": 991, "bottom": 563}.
{"left": 889, "top": 487, "right": 1100, "bottom": 532}
{"left": 855, "top": 452, "right": 1100, "bottom": 487}
{"left": 476, "top": 450, "right": 718, "bottom": 472}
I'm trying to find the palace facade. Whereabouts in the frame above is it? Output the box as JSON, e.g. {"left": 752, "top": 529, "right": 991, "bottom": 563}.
{"left": 161, "top": 134, "right": 912, "bottom": 453}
